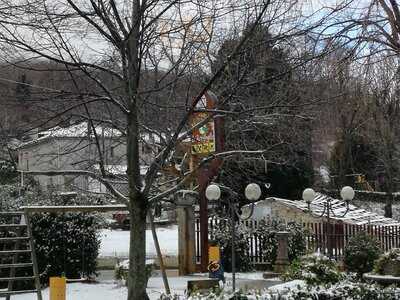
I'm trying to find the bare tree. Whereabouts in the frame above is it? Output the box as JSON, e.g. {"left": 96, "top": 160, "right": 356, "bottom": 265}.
{"left": 318, "top": 0, "right": 400, "bottom": 215}
{"left": 364, "top": 56, "right": 400, "bottom": 217}
{"left": 0, "top": 0, "right": 350, "bottom": 299}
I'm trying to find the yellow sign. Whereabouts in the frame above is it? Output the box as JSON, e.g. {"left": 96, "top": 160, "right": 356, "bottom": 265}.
{"left": 209, "top": 246, "right": 220, "bottom": 262}
{"left": 192, "top": 141, "right": 215, "bottom": 154}
{"left": 191, "top": 112, "right": 216, "bottom": 155}
{"left": 50, "top": 277, "right": 66, "bottom": 300}
{"left": 208, "top": 246, "right": 221, "bottom": 272}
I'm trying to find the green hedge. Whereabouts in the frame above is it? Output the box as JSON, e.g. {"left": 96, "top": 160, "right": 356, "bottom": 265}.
{"left": 32, "top": 212, "right": 100, "bottom": 282}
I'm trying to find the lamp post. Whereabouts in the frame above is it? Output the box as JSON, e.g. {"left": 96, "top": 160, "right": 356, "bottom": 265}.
{"left": 205, "top": 183, "right": 261, "bottom": 292}
{"left": 302, "top": 186, "right": 355, "bottom": 258}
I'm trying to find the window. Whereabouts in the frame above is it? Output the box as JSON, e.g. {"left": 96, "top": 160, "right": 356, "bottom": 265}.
{"left": 144, "top": 145, "right": 152, "bottom": 154}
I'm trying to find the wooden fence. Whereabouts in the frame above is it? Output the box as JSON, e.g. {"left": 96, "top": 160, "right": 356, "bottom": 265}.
{"left": 303, "top": 222, "right": 400, "bottom": 260}
{"left": 195, "top": 217, "right": 400, "bottom": 265}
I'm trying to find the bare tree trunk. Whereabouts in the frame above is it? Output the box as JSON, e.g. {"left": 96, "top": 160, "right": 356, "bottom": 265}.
{"left": 126, "top": 106, "right": 148, "bottom": 300}
{"left": 126, "top": 105, "right": 148, "bottom": 299}
{"left": 128, "top": 200, "right": 149, "bottom": 300}
{"left": 125, "top": 1, "right": 148, "bottom": 298}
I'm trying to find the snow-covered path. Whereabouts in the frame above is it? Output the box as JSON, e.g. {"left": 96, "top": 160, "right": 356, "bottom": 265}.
{"left": 99, "top": 225, "right": 178, "bottom": 257}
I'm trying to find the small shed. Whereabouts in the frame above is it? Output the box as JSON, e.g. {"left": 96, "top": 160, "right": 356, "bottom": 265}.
{"left": 242, "top": 193, "right": 400, "bottom": 259}
{"left": 244, "top": 193, "right": 400, "bottom": 227}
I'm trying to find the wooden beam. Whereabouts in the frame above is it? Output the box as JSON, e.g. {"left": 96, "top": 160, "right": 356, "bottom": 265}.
{"left": 21, "top": 205, "right": 128, "bottom": 214}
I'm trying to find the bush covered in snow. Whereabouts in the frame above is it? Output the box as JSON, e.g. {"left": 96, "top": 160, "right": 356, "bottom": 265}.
{"left": 32, "top": 211, "right": 100, "bottom": 283}
{"left": 286, "top": 280, "right": 400, "bottom": 299}
{"left": 114, "top": 259, "right": 156, "bottom": 286}
{"left": 344, "top": 232, "right": 381, "bottom": 277}
{"left": 161, "top": 281, "right": 400, "bottom": 299}
{"left": 282, "top": 254, "right": 343, "bottom": 286}
{"left": 374, "top": 248, "right": 400, "bottom": 276}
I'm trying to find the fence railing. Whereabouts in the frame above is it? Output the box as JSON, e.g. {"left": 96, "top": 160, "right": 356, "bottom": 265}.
{"left": 302, "top": 222, "right": 400, "bottom": 260}
{"left": 195, "top": 217, "right": 400, "bottom": 265}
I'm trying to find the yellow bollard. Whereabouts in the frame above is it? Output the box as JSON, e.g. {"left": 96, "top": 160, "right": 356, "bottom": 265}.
{"left": 50, "top": 277, "right": 66, "bottom": 300}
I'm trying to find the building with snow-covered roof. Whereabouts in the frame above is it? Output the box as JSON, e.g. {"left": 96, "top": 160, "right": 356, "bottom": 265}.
{"left": 14, "top": 122, "right": 160, "bottom": 193}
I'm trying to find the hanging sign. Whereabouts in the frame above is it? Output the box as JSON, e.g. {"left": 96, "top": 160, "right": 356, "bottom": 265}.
{"left": 191, "top": 93, "right": 216, "bottom": 155}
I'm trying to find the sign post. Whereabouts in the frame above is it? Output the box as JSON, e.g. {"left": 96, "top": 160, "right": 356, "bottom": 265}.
{"left": 190, "top": 91, "right": 224, "bottom": 272}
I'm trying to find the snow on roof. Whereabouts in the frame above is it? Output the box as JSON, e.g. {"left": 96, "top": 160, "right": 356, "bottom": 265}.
{"left": 17, "top": 123, "right": 168, "bottom": 149}
{"left": 17, "top": 122, "right": 122, "bottom": 148}
{"left": 93, "top": 164, "right": 148, "bottom": 176}
{"left": 273, "top": 193, "right": 400, "bottom": 226}
{"left": 43, "top": 122, "right": 121, "bottom": 138}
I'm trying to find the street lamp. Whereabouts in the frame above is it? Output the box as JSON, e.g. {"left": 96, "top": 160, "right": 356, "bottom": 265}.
{"left": 205, "top": 184, "right": 221, "bottom": 202}
{"left": 340, "top": 186, "right": 355, "bottom": 202}
{"left": 205, "top": 183, "right": 261, "bottom": 292}
{"left": 302, "top": 186, "right": 355, "bottom": 257}
{"left": 245, "top": 183, "right": 262, "bottom": 201}
{"left": 302, "top": 188, "right": 316, "bottom": 204}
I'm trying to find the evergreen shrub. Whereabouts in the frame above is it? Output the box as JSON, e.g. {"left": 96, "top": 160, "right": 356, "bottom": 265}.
{"left": 344, "top": 232, "right": 381, "bottom": 276}
{"left": 31, "top": 212, "right": 100, "bottom": 283}
{"left": 374, "top": 248, "right": 400, "bottom": 276}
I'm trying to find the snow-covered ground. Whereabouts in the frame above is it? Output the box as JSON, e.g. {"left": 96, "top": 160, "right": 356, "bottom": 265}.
{"left": 13, "top": 226, "right": 282, "bottom": 299}
{"left": 99, "top": 225, "right": 178, "bottom": 257}
{"left": 12, "top": 274, "right": 285, "bottom": 300}
{"left": 12, "top": 276, "right": 197, "bottom": 300}
{"left": 195, "top": 272, "right": 266, "bottom": 280}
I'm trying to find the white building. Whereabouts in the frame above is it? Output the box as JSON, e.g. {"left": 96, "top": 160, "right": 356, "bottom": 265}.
{"left": 15, "top": 122, "right": 159, "bottom": 194}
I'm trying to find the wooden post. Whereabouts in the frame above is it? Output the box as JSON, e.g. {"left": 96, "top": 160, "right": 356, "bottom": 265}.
{"left": 187, "top": 206, "right": 196, "bottom": 274}
{"left": 177, "top": 194, "right": 196, "bottom": 275}
{"left": 190, "top": 91, "right": 224, "bottom": 272}
{"left": 178, "top": 206, "right": 187, "bottom": 275}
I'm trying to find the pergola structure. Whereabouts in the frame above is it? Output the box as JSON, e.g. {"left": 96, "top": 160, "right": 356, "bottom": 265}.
{"left": 0, "top": 204, "right": 169, "bottom": 299}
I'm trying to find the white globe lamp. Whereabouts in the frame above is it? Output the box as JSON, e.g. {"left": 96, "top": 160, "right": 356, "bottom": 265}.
{"left": 205, "top": 184, "right": 221, "bottom": 201}
{"left": 302, "top": 188, "right": 316, "bottom": 204}
{"left": 340, "top": 186, "right": 355, "bottom": 202}
{"left": 245, "top": 183, "right": 262, "bottom": 201}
